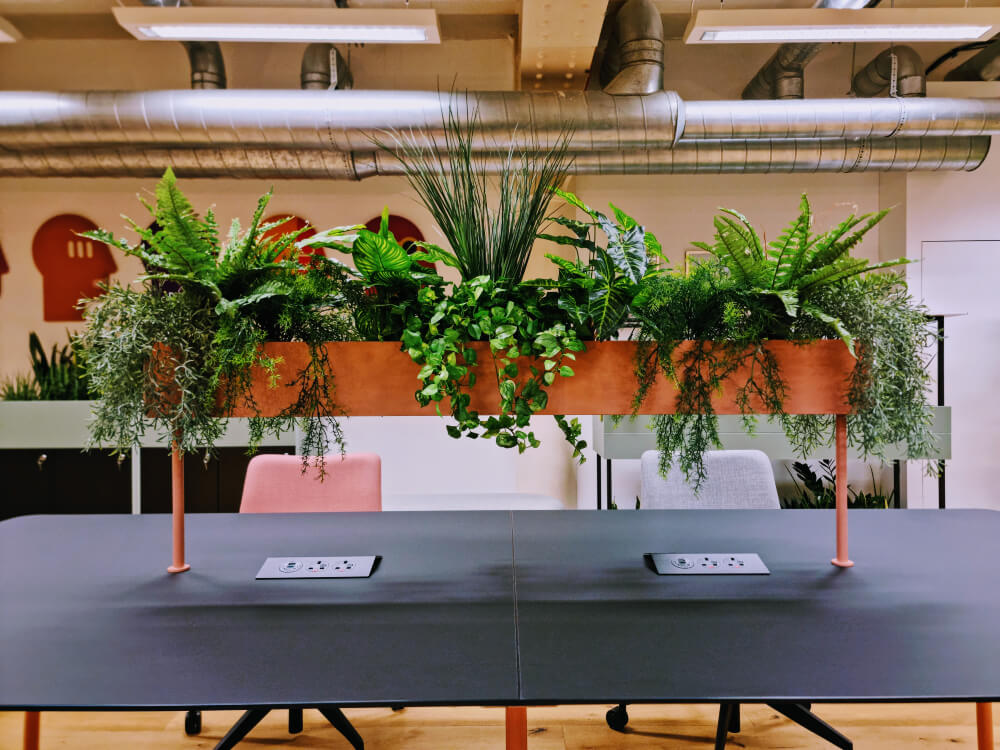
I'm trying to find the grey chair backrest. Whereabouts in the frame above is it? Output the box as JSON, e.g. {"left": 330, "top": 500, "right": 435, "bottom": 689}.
{"left": 640, "top": 450, "right": 781, "bottom": 509}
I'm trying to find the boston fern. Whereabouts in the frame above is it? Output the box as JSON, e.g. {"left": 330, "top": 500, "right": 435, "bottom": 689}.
{"left": 631, "top": 195, "right": 931, "bottom": 487}
{"left": 80, "top": 168, "right": 356, "bottom": 462}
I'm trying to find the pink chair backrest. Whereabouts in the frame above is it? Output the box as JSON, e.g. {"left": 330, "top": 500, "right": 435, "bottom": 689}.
{"left": 239, "top": 453, "right": 382, "bottom": 514}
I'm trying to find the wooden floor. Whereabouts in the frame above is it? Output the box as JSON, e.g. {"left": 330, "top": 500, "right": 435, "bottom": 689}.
{"left": 1, "top": 703, "right": 995, "bottom": 749}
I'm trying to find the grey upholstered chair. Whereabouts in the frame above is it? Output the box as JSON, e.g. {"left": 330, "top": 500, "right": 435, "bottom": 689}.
{"left": 608, "top": 450, "right": 851, "bottom": 750}
{"left": 639, "top": 449, "right": 780, "bottom": 510}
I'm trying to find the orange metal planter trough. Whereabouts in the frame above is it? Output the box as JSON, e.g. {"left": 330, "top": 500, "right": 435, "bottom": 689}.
{"left": 164, "top": 340, "right": 857, "bottom": 573}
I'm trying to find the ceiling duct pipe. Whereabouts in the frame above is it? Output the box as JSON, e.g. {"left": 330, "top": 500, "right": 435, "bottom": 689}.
{"left": 140, "top": 0, "right": 226, "bottom": 89}
{"left": 680, "top": 97, "right": 1000, "bottom": 139}
{"left": 0, "top": 136, "right": 987, "bottom": 178}
{"left": 183, "top": 42, "right": 227, "bottom": 90}
{"left": 851, "top": 46, "right": 925, "bottom": 97}
{"left": 742, "top": 0, "right": 875, "bottom": 99}
{"left": 601, "top": 0, "right": 664, "bottom": 95}
{"left": 301, "top": 44, "right": 353, "bottom": 90}
{"left": 945, "top": 35, "right": 1000, "bottom": 81}
{"left": 6, "top": 91, "right": 1000, "bottom": 151}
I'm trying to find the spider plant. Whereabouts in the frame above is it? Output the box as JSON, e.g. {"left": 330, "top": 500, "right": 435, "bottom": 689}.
{"left": 378, "top": 101, "right": 573, "bottom": 284}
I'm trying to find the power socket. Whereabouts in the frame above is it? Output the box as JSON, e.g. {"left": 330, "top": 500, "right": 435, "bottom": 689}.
{"left": 255, "top": 555, "right": 377, "bottom": 579}
{"left": 648, "top": 552, "right": 770, "bottom": 575}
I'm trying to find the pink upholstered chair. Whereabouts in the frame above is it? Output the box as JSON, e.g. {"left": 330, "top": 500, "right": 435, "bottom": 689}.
{"left": 239, "top": 453, "right": 382, "bottom": 514}
{"left": 190, "top": 452, "right": 381, "bottom": 750}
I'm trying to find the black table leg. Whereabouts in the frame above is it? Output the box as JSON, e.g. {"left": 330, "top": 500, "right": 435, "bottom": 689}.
{"left": 597, "top": 456, "right": 602, "bottom": 510}
{"left": 767, "top": 703, "right": 852, "bottom": 749}
{"left": 715, "top": 702, "right": 736, "bottom": 749}
{"left": 288, "top": 707, "right": 303, "bottom": 734}
{"left": 728, "top": 702, "right": 741, "bottom": 733}
{"left": 214, "top": 708, "right": 268, "bottom": 750}
{"left": 318, "top": 706, "right": 364, "bottom": 750}
{"left": 606, "top": 458, "right": 613, "bottom": 509}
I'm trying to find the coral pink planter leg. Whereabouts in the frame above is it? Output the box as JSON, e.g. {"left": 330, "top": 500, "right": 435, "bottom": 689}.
{"left": 23, "top": 711, "right": 39, "bottom": 750}
{"left": 505, "top": 706, "right": 527, "bottom": 750}
{"left": 831, "top": 414, "right": 854, "bottom": 568}
{"left": 977, "top": 703, "right": 994, "bottom": 750}
{"left": 167, "top": 440, "right": 190, "bottom": 574}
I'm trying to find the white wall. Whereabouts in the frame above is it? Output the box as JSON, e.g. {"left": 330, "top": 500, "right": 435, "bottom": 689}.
{"left": 903, "top": 149, "right": 1000, "bottom": 510}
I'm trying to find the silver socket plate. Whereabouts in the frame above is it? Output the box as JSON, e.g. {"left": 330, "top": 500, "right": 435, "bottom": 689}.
{"left": 256, "top": 555, "right": 377, "bottom": 580}
{"left": 648, "top": 553, "right": 770, "bottom": 575}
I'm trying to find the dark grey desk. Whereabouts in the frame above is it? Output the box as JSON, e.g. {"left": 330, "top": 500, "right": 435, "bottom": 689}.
{"left": 0, "top": 512, "right": 519, "bottom": 710}
{"left": 2, "top": 510, "right": 998, "bottom": 749}
{"left": 512, "top": 509, "right": 1000, "bottom": 704}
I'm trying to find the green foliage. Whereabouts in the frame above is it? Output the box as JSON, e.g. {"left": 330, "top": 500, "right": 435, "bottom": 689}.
{"left": 0, "top": 374, "right": 40, "bottom": 401}
{"left": 691, "top": 194, "right": 904, "bottom": 354}
{"left": 395, "top": 274, "right": 587, "bottom": 459}
{"left": 780, "top": 459, "right": 896, "bottom": 510}
{"left": 631, "top": 197, "right": 932, "bottom": 488}
{"left": 379, "top": 103, "right": 573, "bottom": 283}
{"left": 1, "top": 332, "right": 92, "bottom": 401}
{"left": 530, "top": 188, "right": 665, "bottom": 340}
{"left": 80, "top": 169, "right": 357, "bottom": 464}
{"left": 785, "top": 272, "right": 938, "bottom": 462}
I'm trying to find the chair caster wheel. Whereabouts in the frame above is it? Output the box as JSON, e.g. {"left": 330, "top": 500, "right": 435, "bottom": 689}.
{"left": 184, "top": 710, "right": 202, "bottom": 735}
{"left": 606, "top": 704, "right": 629, "bottom": 731}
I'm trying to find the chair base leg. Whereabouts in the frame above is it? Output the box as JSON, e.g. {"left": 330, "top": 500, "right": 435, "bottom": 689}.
{"left": 767, "top": 703, "right": 852, "bottom": 749}
{"left": 214, "top": 709, "right": 268, "bottom": 750}
{"left": 318, "top": 706, "right": 364, "bottom": 750}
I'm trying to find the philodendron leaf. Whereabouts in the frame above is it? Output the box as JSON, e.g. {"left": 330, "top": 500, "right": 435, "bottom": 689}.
{"left": 606, "top": 223, "right": 648, "bottom": 284}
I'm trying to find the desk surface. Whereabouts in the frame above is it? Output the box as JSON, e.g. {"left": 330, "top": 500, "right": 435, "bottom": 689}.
{"left": 0, "top": 512, "right": 519, "bottom": 710}
{"left": 1, "top": 509, "right": 999, "bottom": 711}
{"left": 513, "top": 509, "right": 1000, "bottom": 704}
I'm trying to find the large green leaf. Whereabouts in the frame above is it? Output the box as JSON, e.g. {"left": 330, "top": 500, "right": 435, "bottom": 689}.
{"left": 353, "top": 231, "right": 412, "bottom": 279}
{"left": 606, "top": 223, "right": 648, "bottom": 284}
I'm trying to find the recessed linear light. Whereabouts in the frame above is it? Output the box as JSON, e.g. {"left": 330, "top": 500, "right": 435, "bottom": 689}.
{"left": 113, "top": 7, "right": 441, "bottom": 45}
{"left": 0, "top": 16, "right": 22, "bottom": 43}
{"left": 685, "top": 8, "right": 1000, "bottom": 44}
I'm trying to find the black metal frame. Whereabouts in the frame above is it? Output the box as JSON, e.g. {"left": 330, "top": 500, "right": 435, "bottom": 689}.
{"left": 202, "top": 706, "right": 362, "bottom": 750}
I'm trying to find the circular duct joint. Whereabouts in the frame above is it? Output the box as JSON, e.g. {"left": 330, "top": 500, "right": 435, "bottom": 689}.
{"left": 852, "top": 46, "right": 926, "bottom": 98}
{"left": 774, "top": 72, "right": 805, "bottom": 99}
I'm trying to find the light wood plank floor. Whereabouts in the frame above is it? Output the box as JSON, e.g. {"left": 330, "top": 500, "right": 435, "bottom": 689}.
{"left": 1, "top": 703, "right": 995, "bottom": 748}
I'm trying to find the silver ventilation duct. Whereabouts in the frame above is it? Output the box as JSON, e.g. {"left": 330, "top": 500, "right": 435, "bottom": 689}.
{"left": 301, "top": 44, "right": 353, "bottom": 91}
{"left": 851, "top": 46, "right": 925, "bottom": 98}
{"left": 742, "top": 0, "right": 875, "bottom": 100}
{"left": 679, "top": 97, "right": 1000, "bottom": 140}
{"left": 945, "top": 36, "right": 1000, "bottom": 81}
{"left": 3, "top": 91, "right": 998, "bottom": 150}
{"left": 142, "top": 0, "right": 226, "bottom": 90}
{"left": 0, "top": 0, "right": 992, "bottom": 178}
{"left": 0, "top": 136, "right": 986, "bottom": 178}
{"left": 183, "top": 42, "right": 227, "bottom": 90}
{"left": 601, "top": 0, "right": 664, "bottom": 95}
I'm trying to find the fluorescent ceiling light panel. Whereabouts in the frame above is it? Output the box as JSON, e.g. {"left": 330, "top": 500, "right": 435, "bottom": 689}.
{"left": 0, "top": 16, "right": 22, "bottom": 43}
{"left": 113, "top": 7, "right": 440, "bottom": 44}
{"left": 685, "top": 8, "right": 1000, "bottom": 44}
